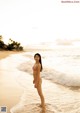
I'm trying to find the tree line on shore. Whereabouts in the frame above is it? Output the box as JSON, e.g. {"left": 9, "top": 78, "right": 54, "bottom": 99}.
{"left": 0, "top": 35, "right": 23, "bottom": 51}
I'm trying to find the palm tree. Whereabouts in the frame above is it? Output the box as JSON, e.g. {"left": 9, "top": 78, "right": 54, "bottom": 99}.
{"left": 0, "top": 36, "right": 23, "bottom": 51}
{"left": 7, "top": 38, "right": 23, "bottom": 51}
{"left": 0, "top": 35, "right": 5, "bottom": 50}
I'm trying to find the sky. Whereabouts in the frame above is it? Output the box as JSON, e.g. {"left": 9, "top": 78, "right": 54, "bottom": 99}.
{"left": 0, "top": 0, "right": 80, "bottom": 46}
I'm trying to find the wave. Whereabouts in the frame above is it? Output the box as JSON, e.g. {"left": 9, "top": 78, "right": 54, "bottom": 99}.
{"left": 18, "top": 61, "right": 80, "bottom": 87}
{"left": 9, "top": 52, "right": 80, "bottom": 113}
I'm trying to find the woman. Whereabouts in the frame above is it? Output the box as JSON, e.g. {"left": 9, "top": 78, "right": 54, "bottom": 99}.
{"left": 32, "top": 53, "right": 45, "bottom": 112}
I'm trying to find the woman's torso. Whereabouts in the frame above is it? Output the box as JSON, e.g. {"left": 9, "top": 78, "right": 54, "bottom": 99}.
{"left": 32, "top": 63, "right": 41, "bottom": 80}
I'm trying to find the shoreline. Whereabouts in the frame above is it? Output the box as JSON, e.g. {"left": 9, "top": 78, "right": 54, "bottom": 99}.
{"left": 10, "top": 71, "right": 80, "bottom": 113}
{"left": 0, "top": 51, "right": 24, "bottom": 60}
{"left": 0, "top": 51, "right": 25, "bottom": 113}
{"left": 0, "top": 51, "right": 80, "bottom": 113}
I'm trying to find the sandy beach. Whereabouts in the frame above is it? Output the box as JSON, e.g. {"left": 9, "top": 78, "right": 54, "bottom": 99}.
{"left": 0, "top": 51, "right": 24, "bottom": 113}
{"left": 0, "top": 51, "right": 21, "bottom": 60}
{"left": 0, "top": 51, "right": 80, "bottom": 113}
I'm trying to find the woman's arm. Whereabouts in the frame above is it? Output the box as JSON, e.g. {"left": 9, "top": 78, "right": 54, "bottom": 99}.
{"left": 33, "top": 74, "right": 35, "bottom": 84}
{"left": 35, "top": 64, "right": 41, "bottom": 88}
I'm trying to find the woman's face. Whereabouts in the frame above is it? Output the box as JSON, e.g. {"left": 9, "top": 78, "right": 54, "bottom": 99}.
{"left": 34, "top": 55, "right": 40, "bottom": 62}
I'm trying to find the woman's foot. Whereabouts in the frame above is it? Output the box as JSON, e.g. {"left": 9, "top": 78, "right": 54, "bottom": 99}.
{"left": 38, "top": 103, "right": 45, "bottom": 107}
{"left": 39, "top": 104, "right": 46, "bottom": 112}
{"left": 38, "top": 104, "right": 42, "bottom": 107}
{"left": 42, "top": 106, "right": 46, "bottom": 113}
{"left": 38, "top": 104, "right": 46, "bottom": 113}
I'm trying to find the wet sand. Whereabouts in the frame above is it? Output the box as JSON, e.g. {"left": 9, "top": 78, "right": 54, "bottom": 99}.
{"left": 0, "top": 51, "right": 21, "bottom": 60}
{"left": 0, "top": 52, "right": 80, "bottom": 113}
{"left": 0, "top": 51, "right": 24, "bottom": 113}
{"left": 10, "top": 73, "right": 80, "bottom": 113}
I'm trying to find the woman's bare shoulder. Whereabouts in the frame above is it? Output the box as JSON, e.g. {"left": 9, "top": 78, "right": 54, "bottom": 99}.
{"left": 36, "top": 63, "right": 41, "bottom": 68}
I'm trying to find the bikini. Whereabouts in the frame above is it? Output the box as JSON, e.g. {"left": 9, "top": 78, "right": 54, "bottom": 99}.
{"left": 32, "top": 65, "right": 42, "bottom": 84}
{"left": 32, "top": 65, "right": 37, "bottom": 71}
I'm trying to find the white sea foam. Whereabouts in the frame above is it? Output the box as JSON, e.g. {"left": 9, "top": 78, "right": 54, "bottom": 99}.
{"left": 18, "top": 45, "right": 80, "bottom": 87}
{"left": 1, "top": 45, "right": 79, "bottom": 113}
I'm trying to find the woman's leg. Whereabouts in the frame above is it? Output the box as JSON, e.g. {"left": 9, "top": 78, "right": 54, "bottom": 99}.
{"left": 36, "top": 81, "right": 45, "bottom": 110}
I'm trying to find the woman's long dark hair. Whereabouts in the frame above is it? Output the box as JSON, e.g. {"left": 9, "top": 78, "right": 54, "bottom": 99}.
{"left": 34, "top": 53, "right": 43, "bottom": 72}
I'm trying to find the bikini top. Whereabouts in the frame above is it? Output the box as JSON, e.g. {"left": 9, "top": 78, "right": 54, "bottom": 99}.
{"left": 33, "top": 64, "right": 41, "bottom": 71}
{"left": 32, "top": 65, "right": 37, "bottom": 71}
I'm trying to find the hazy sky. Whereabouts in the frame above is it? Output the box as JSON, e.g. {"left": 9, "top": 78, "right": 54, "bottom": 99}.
{"left": 0, "top": 0, "right": 80, "bottom": 45}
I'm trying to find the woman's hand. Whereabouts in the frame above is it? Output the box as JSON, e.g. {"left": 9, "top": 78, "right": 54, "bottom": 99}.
{"left": 34, "top": 82, "right": 38, "bottom": 88}
{"left": 34, "top": 84, "right": 37, "bottom": 88}
{"left": 33, "top": 80, "right": 35, "bottom": 84}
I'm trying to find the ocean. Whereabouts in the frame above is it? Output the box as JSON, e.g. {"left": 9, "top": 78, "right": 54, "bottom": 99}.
{"left": 4, "top": 43, "right": 80, "bottom": 113}
{"left": 19, "top": 43, "right": 80, "bottom": 87}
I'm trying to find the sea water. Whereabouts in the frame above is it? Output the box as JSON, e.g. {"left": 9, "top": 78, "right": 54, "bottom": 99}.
{"left": 18, "top": 44, "right": 80, "bottom": 87}
{"left": 8, "top": 43, "right": 80, "bottom": 113}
